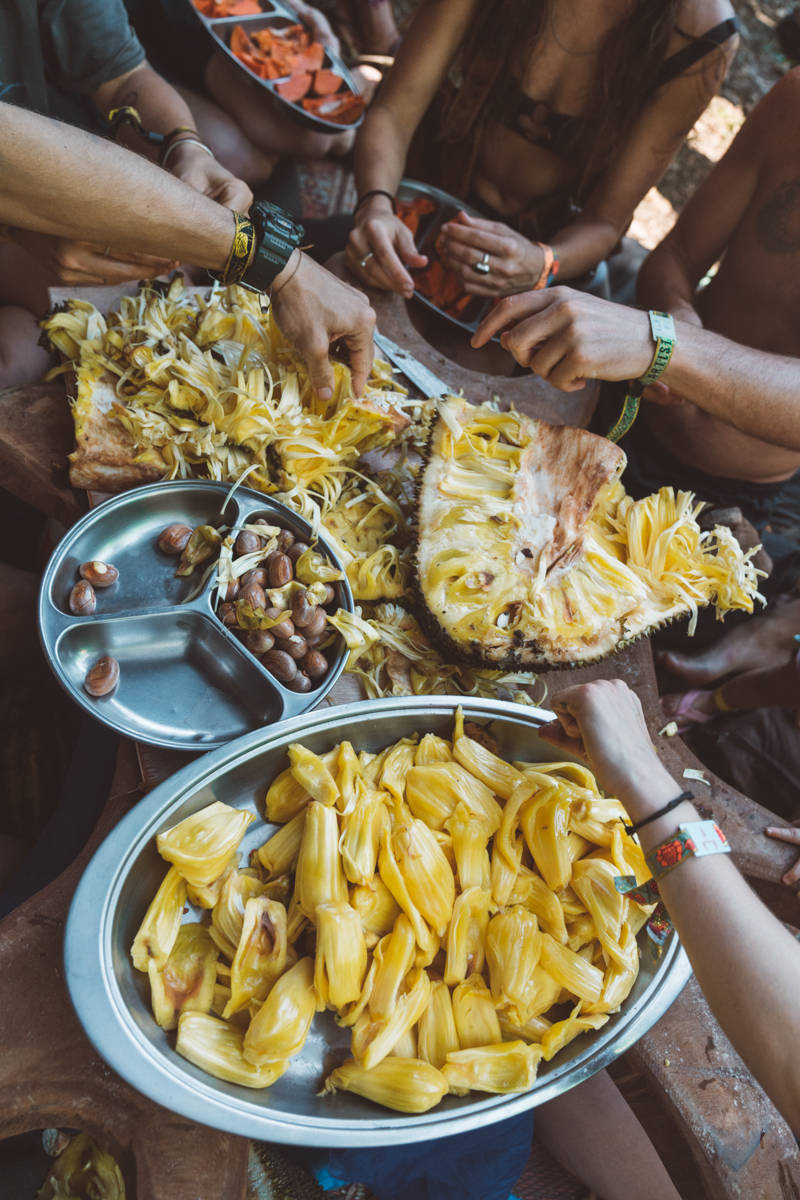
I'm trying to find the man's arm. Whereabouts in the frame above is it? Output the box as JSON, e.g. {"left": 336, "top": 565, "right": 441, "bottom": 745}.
{"left": 0, "top": 104, "right": 374, "bottom": 395}
{"left": 472, "top": 287, "right": 800, "bottom": 451}
{"left": 543, "top": 679, "right": 800, "bottom": 1134}
{"left": 636, "top": 75, "right": 777, "bottom": 322}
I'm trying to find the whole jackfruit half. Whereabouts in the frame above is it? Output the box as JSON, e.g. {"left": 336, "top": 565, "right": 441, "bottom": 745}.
{"left": 414, "top": 397, "right": 763, "bottom": 667}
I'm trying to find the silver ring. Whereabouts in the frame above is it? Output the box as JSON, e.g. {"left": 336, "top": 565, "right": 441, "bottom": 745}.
{"left": 473, "top": 252, "right": 490, "bottom": 275}
{"left": 360, "top": 251, "right": 374, "bottom": 269}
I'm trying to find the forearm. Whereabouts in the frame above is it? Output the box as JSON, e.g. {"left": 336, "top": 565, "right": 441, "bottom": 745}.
{"left": 549, "top": 213, "right": 622, "bottom": 284}
{"left": 353, "top": 106, "right": 412, "bottom": 201}
{"left": 637, "top": 237, "right": 703, "bottom": 325}
{"left": 0, "top": 104, "right": 232, "bottom": 269}
{"left": 623, "top": 777, "right": 800, "bottom": 1132}
{"left": 95, "top": 64, "right": 197, "bottom": 158}
{"left": 661, "top": 324, "right": 800, "bottom": 449}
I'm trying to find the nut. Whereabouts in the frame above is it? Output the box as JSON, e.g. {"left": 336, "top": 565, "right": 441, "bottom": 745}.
{"left": 84, "top": 655, "right": 120, "bottom": 697}
{"left": 287, "top": 541, "right": 309, "bottom": 564}
{"left": 69, "top": 580, "right": 96, "bottom": 616}
{"left": 239, "top": 581, "right": 267, "bottom": 611}
{"left": 303, "top": 606, "right": 327, "bottom": 639}
{"left": 283, "top": 634, "right": 308, "bottom": 660}
{"left": 287, "top": 671, "right": 312, "bottom": 693}
{"left": 236, "top": 530, "right": 262, "bottom": 557}
{"left": 221, "top": 579, "right": 239, "bottom": 602}
{"left": 276, "top": 528, "right": 295, "bottom": 553}
{"left": 291, "top": 589, "right": 314, "bottom": 627}
{"left": 245, "top": 629, "right": 275, "bottom": 656}
{"left": 157, "top": 523, "right": 192, "bottom": 555}
{"left": 218, "top": 601, "right": 238, "bottom": 627}
{"left": 79, "top": 560, "right": 119, "bottom": 588}
{"left": 252, "top": 517, "right": 274, "bottom": 531}
{"left": 261, "top": 648, "right": 297, "bottom": 684}
{"left": 241, "top": 567, "right": 268, "bottom": 588}
{"left": 265, "top": 607, "right": 294, "bottom": 640}
{"left": 302, "top": 649, "right": 328, "bottom": 679}
{"left": 267, "top": 551, "right": 292, "bottom": 589}
{"left": 322, "top": 584, "right": 337, "bottom": 606}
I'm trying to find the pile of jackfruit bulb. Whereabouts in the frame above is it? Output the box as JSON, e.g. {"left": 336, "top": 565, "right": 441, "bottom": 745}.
{"left": 131, "top": 710, "right": 652, "bottom": 1114}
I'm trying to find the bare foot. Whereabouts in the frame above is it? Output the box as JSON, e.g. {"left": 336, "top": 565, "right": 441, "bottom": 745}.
{"left": 661, "top": 688, "right": 719, "bottom": 729}
{"left": 658, "top": 597, "right": 800, "bottom": 686}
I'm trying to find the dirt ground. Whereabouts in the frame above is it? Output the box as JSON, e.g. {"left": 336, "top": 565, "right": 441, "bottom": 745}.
{"left": 630, "top": 0, "right": 797, "bottom": 245}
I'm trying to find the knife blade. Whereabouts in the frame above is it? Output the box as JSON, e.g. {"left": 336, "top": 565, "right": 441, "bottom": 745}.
{"left": 373, "top": 330, "right": 452, "bottom": 401}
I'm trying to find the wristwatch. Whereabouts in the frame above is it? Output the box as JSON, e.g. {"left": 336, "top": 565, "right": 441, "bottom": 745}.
{"left": 241, "top": 201, "right": 305, "bottom": 293}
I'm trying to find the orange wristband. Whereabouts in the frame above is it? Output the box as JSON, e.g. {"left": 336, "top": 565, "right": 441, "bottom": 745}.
{"left": 533, "top": 242, "right": 559, "bottom": 290}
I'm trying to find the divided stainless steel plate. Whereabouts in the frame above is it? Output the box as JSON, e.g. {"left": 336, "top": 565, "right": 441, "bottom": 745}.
{"left": 38, "top": 481, "right": 353, "bottom": 750}
{"left": 65, "top": 696, "right": 691, "bottom": 1146}
{"left": 188, "top": 0, "right": 365, "bottom": 133}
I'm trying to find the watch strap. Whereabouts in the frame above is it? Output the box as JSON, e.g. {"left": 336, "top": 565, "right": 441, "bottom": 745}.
{"left": 241, "top": 201, "right": 305, "bottom": 293}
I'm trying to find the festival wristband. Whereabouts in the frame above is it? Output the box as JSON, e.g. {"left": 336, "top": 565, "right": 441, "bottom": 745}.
{"left": 606, "top": 310, "right": 676, "bottom": 442}
{"left": 645, "top": 819, "right": 731, "bottom": 882}
{"left": 210, "top": 211, "right": 257, "bottom": 286}
{"left": 712, "top": 686, "right": 737, "bottom": 713}
{"left": 533, "top": 243, "right": 558, "bottom": 290}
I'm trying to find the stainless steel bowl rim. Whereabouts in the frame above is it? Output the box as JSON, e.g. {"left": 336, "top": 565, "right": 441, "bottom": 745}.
{"left": 66, "top": 694, "right": 690, "bottom": 1145}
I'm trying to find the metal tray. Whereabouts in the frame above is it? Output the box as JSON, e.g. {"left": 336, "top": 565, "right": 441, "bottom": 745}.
{"left": 398, "top": 179, "right": 494, "bottom": 335}
{"left": 38, "top": 480, "right": 353, "bottom": 751}
{"left": 189, "top": 0, "right": 365, "bottom": 134}
{"left": 65, "top": 695, "right": 691, "bottom": 1146}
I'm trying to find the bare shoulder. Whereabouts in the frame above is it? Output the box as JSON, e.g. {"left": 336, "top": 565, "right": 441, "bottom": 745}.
{"left": 738, "top": 68, "right": 800, "bottom": 142}
{"left": 674, "top": 0, "right": 736, "bottom": 39}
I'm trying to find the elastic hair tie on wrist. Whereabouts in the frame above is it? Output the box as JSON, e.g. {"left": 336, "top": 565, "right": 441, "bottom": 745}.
{"left": 624, "top": 790, "right": 694, "bottom": 836}
{"left": 354, "top": 189, "right": 397, "bottom": 216}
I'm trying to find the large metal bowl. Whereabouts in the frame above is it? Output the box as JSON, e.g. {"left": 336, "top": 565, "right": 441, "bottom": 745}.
{"left": 65, "top": 696, "right": 690, "bottom": 1145}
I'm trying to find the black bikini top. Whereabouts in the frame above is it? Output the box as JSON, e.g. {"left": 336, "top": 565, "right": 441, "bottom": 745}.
{"left": 511, "top": 17, "right": 738, "bottom": 158}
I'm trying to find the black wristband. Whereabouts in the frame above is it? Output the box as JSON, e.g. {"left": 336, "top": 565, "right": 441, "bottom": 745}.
{"left": 354, "top": 189, "right": 397, "bottom": 216}
{"left": 624, "top": 791, "right": 694, "bottom": 836}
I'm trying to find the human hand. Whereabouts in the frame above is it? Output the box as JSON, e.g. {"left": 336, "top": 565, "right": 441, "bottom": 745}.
{"left": 271, "top": 250, "right": 376, "bottom": 398}
{"left": 436, "top": 211, "right": 546, "bottom": 296}
{"left": 346, "top": 198, "right": 427, "bottom": 297}
{"left": 642, "top": 380, "right": 689, "bottom": 407}
{"left": 765, "top": 825, "right": 800, "bottom": 888}
{"left": 471, "top": 287, "right": 653, "bottom": 390}
{"left": 291, "top": 0, "right": 340, "bottom": 53}
{"left": 540, "top": 679, "right": 677, "bottom": 807}
{"left": 10, "top": 228, "right": 176, "bottom": 285}
{"left": 167, "top": 141, "right": 253, "bottom": 211}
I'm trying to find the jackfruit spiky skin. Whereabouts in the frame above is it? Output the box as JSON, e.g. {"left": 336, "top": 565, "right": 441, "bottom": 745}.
{"left": 412, "top": 399, "right": 759, "bottom": 669}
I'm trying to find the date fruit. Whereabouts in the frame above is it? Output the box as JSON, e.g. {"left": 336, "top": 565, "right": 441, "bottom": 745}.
{"left": 287, "top": 672, "right": 312, "bottom": 693}
{"left": 84, "top": 655, "right": 120, "bottom": 697}
{"left": 287, "top": 541, "right": 309, "bottom": 564}
{"left": 302, "top": 649, "right": 328, "bottom": 679}
{"left": 266, "top": 551, "right": 292, "bottom": 589}
{"left": 261, "top": 648, "right": 297, "bottom": 683}
{"left": 236, "top": 530, "right": 262, "bottom": 557}
{"left": 245, "top": 629, "right": 275, "bottom": 656}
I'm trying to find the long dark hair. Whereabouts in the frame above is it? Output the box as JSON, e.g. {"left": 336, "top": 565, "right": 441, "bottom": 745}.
{"left": 436, "top": 0, "right": 684, "bottom": 202}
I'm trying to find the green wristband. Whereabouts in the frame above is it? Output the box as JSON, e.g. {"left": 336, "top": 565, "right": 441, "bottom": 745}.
{"left": 639, "top": 310, "right": 675, "bottom": 385}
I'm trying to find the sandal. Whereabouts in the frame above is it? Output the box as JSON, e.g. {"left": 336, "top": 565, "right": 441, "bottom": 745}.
{"left": 661, "top": 688, "right": 721, "bottom": 732}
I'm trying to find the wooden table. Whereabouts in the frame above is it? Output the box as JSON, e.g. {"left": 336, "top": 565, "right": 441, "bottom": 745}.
{"left": 1, "top": 283, "right": 798, "bottom": 1199}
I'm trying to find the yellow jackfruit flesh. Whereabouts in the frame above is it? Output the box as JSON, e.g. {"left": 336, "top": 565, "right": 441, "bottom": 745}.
{"left": 131, "top": 865, "right": 186, "bottom": 972}
{"left": 442, "top": 1040, "right": 543, "bottom": 1094}
{"left": 156, "top": 801, "right": 254, "bottom": 887}
{"left": 323, "top": 1057, "right": 449, "bottom": 1114}
{"left": 415, "top": 398, "right": 762, "bottom": 666}
{"left": 176, "top": 1011, "right": 287, "bottom": 1088}
{"left": 314, "top": 901, "right": 368, "bottom": 1012}
{"left": 243, "top": 957, "right": 316, "bottom": 1065}
{"left": 224, "top": 896, "right": 288, "bottom": 1017}
{"left": 147, "top": 921, "right": 217, "bottom": 1030}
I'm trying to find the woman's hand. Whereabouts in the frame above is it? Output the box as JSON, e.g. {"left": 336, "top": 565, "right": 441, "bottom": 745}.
{"left": 271, "top": 251, "right": 376, "bottom": 399}
{"left": 765, "top": 825, "right": 800, "bottom": 888}
{"left": 437, "top": 211, "right": 546, "bottom": 296}
{"left": 10, "top": 228, "right": 176, "bottom": 285}
{"left": 291, "top": 0, "right": 340, "bottom": 54}
{"left": 540, "top": 679, "right": 677, "bottom": 808}
{"left": 472, "top": 287, "right": 654, "bottom": 390}
{"left": 166, "top": 141, "right": 253, "bottom": 211}
{"left": 346, "top": 197, "right": 427, "bottom": 297}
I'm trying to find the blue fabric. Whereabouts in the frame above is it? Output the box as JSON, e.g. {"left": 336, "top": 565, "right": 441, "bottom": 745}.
{"left": 308, "top": 1110, "right": 534, "bottom": 1200}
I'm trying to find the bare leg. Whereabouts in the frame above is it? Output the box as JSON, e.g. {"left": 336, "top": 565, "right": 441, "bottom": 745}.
{"left": 659, "top": 595, "right": 800, "bottom": 686}
{"left": 535, "top": 1070, "right": 680, "bottom": 1200}
{"left": 0, "top": 242, "right": 55, "bottom": 388}
{"left": 172, "top": 81, "right": 279, "bottom": 185}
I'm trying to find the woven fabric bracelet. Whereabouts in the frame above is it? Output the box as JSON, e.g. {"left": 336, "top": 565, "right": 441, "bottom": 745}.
{"left": 354, "top": 189, "right": 397, "bottom": 216}
{"left": 645, "top": 819, "right": 731, "bottom": 882}
{"left": 533, "top": 243, "right": 559, "bottom": 290}
{"left": 215, "top": 211, "right": 257, "bottom": 285}
{"left": 624, "top": 790, "right": 694, "bottom": 836}
{"left": 606, "top": 309, "right": 676, "bottom": 442}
